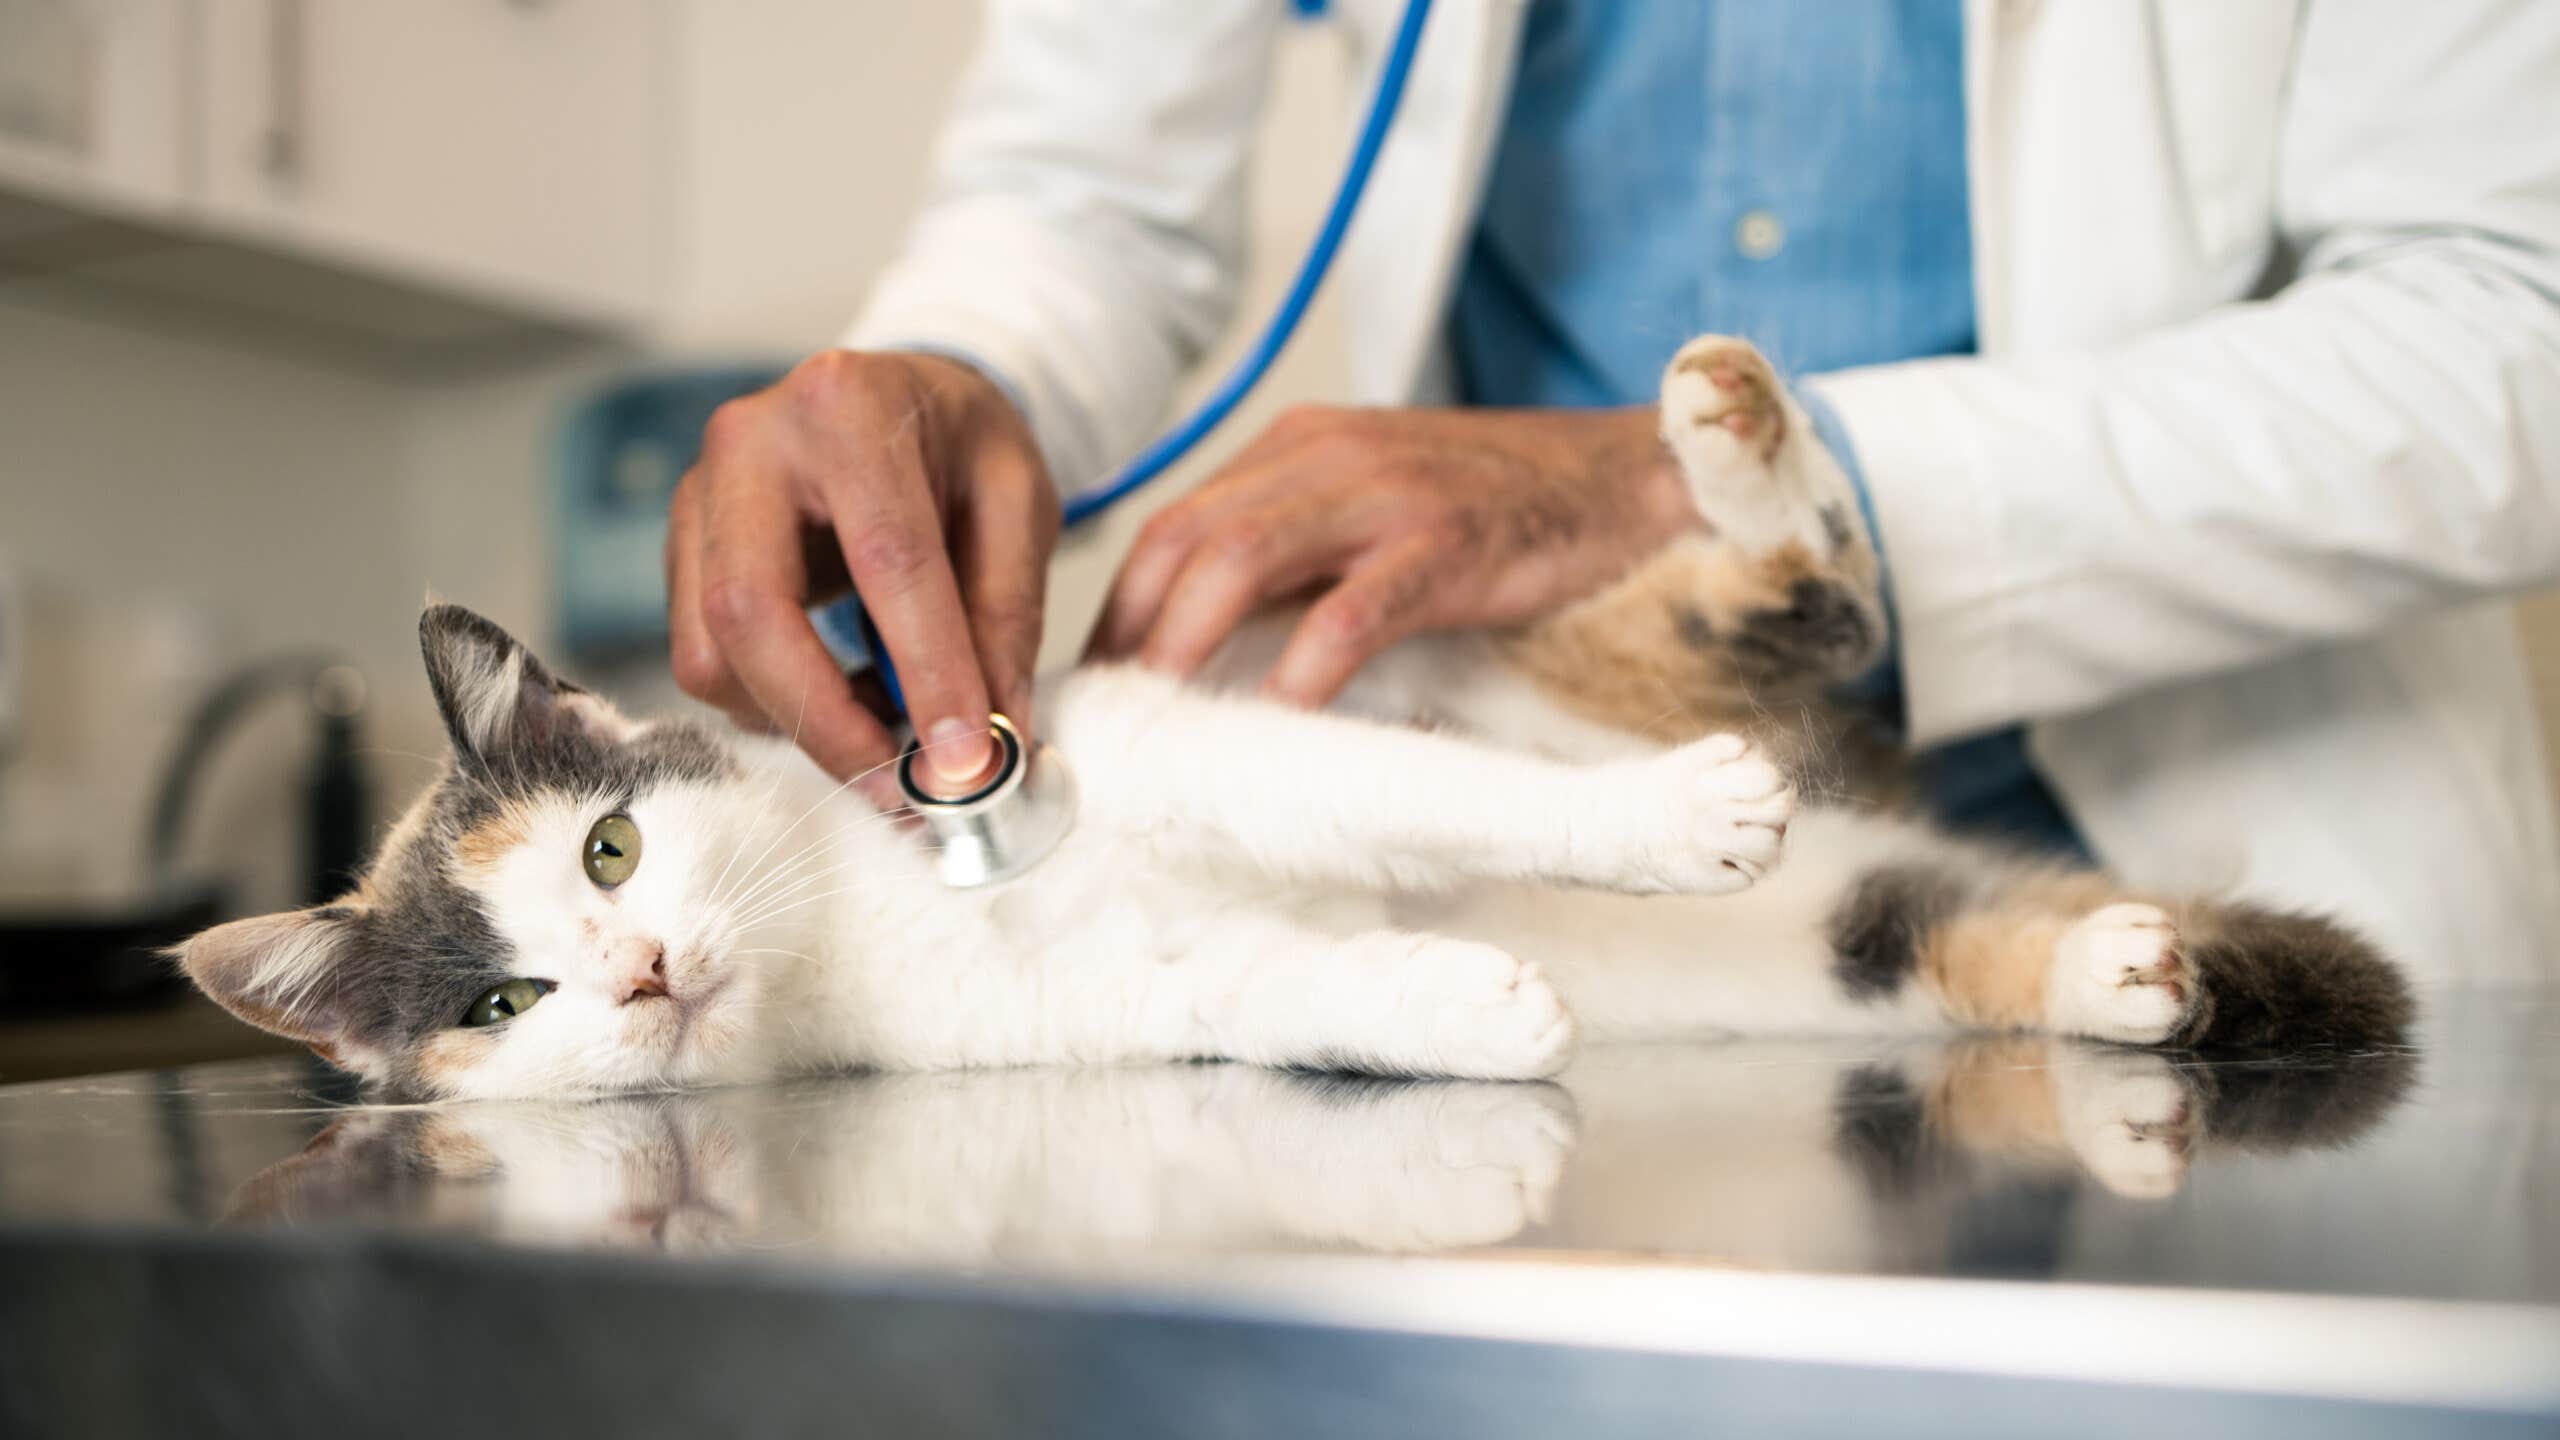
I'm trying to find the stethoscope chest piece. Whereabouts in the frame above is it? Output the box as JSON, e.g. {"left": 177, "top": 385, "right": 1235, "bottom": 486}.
{"left": 896, "top": 714, "right": 1077, "bottom": 889}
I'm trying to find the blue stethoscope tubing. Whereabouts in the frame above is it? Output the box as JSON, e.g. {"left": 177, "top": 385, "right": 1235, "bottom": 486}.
{"left": 846, "top": 0, "right": 1435, "bottom": 715}
{"left": 1059, "top": 0, "right": 1435, "bottom": 526}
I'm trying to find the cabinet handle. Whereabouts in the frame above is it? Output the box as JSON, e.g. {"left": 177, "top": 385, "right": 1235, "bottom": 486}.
{"left": 262, "top": 0, "right": 306, "bottom": 185}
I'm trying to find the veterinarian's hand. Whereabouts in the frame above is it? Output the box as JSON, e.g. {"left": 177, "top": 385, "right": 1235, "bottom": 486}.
{"left": 1090, "top": 405, "right": 1696, "bottom": 705}
{"left": 666, "top": 350, "right": 1059, "bottom": 796}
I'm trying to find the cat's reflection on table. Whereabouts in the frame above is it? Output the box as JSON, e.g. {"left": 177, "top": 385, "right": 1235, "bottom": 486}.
{"left": 228, "top": 1066, "right": 1579, "bottom": 1258}
{"left": 226, "top": 1039, "right": 2411, "bottom": 1264}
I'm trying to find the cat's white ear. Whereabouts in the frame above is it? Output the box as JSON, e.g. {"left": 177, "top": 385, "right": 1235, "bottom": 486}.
{"left": 176, "top": 907, "right": 378, "bottom": 1073}
{"left": 418, "top": 604, "right": 626, "bottom": 772}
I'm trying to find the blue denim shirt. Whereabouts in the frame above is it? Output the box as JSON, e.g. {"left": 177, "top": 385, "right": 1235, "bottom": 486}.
{"left": 1450, "top": 0, "right": 2085, "bottom": 856}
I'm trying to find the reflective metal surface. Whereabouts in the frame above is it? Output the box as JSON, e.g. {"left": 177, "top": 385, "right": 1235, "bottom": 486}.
{"left": 3, "top": 991, "right": 2555, "bottom": 1437}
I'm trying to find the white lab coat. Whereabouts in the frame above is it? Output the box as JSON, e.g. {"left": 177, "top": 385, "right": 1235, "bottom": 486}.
{"left": 848, "top": 0, "right": 2560, "bottom": 983}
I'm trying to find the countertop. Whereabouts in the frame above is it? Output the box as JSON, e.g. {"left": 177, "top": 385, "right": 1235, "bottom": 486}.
{"left": 2, "top": 992, "right": 2554, "bottom": 1438}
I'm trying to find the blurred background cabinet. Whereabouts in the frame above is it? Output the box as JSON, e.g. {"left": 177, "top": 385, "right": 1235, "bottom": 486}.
{"left": 0, "top": 0, "right": 189, "bottom": 215}
{"left": 0, "top": 0, "right": 668, "bottom": 350}
{"left": 192, "top": 0, "right": 664, "bottom": 328}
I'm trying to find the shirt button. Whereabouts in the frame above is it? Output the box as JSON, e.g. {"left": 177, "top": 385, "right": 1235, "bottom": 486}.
{"left": 1735, "top": 209, "right": 1786, "bottom": 260}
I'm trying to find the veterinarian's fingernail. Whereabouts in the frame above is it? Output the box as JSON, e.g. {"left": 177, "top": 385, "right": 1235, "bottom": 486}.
{"left": 923, "top": 719, "right": 997, "bottom": 790}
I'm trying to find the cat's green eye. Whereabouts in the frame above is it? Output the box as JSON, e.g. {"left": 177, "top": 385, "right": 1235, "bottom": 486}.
{"left": 583, "top": 812, "right": 642, "bottom": 890}
{"left": 462, "top": 977, "right": 554, "bottom": 1028}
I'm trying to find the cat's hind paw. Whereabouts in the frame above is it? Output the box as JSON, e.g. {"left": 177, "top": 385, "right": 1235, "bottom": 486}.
{"left": 1664, "top": 335, "right": 1788, "bottom": 464}
{"left": 1659, "top": 336, "right": 1817, "bottom": 554}
{"left": 2051, "top": 1045, "right": 2198, "bottom": 1199}
{"left": 2046, "top": 903, "right": 2200, "bottom": 1046}
{"left": 1390, "top": 941, "right": 1577, "bottom": 1082}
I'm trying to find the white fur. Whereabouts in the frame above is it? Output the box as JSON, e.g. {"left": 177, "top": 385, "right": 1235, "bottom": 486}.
{"left": 418, "top": 336, "right": 2102, "bottom": 1099}
{"left": 2050, "top": 1045, "right": 2197, "bottom": 1198}
{"left": 300, "top": 1067, "right": 1580, "bottom": 1256}
{"left": 1657, "top": 336, "right": 1864, "bottom": 557}
{"left": 2047, "top": 902, "right": 2190, "bottom": 1044}
{"left": 271, "top": 1039, "right": 2208, "bottom": 1262}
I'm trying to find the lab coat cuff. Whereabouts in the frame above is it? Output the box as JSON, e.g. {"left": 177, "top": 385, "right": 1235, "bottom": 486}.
{"left": 839, "top": 306, "right": 1110, "bottom": 501}
{"left": 1801, "top": 363, "right": 2018, "bottom": 749}
{"left": 879, "top": 342, "right": 1037, "bottom": 437}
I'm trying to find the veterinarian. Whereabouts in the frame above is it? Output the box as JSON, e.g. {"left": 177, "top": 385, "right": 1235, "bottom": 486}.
{"left": 662, "top": 1, "right": 2560, "bottom": 979}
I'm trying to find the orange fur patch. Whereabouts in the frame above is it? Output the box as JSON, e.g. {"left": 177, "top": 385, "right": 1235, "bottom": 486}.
{"left": 452, "top": 802, "right": 535, "bottom": 878}
{"left": 418, "top": 1028, "right": 501, "bottom": 1091}
{"left": 1494, "top": 533, "right": 1899, "bottom": 797}
{"left": 416, "top": 1118, "right": 500, "bottom": 1176}
{"left": 1921, "top": 872, "right": 2131, "bottom": 1030}
{"left": 1496, "top": 535, "right": 1756, "bottom": 745}
{"left": 1930, "top": 1036, "right": 2073, "bottom": 1155}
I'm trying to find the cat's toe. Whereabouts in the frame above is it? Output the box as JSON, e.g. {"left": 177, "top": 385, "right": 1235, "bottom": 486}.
{"left": 1663, "top": 336, "right": 1787, "bottom": 464}
{"left": 2052, "top": 1045, "right": 2198, "bottom": 1199}
{"left": 1612, "top": 735, "right": 1795, "bottom": 894}
{"left": 2046, "top": 902, "right": 2198, "bottom": 1045}
{"left": 1400, "top": 943, "right": 1577, "bottom": 1081}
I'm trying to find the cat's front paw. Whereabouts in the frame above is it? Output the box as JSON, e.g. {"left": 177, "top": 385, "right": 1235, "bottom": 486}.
{"left": 2051, "top": 1045, "right": 2198, "bottom": 1199}
{"left": 1591, "top": 733, "right": 1794, "bottom": 895}
{"left": 2046, "top": 903, "right": 2200, "bottom": 1045}
{"left": 1387, "top": 940, "right": 1577, "bottom": 1082}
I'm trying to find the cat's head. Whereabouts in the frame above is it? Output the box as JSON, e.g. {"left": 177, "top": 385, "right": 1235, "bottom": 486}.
{"left": 179, "top": 604, "right": 793, "bottom": 1100}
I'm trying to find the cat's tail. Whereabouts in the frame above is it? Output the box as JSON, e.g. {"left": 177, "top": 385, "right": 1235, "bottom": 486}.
{"left": 2171, "top": 902, "right": 2418, "bottom": 1054}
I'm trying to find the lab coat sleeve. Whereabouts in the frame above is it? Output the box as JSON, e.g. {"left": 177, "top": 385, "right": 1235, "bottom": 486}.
{"left": 1810, "top": 0, "right": 2560, "bottom": 748}
{"left": 838, "top": 0, "right": 1285, "bottom": 494}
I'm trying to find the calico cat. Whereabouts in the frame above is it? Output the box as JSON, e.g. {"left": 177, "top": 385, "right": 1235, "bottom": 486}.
{"left": 177, "top": 337, "right": 2413, "bottom": 1099}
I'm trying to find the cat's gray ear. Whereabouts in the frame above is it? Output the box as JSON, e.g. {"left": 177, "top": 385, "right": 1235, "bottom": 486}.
{"left": 176, "top": 907, "right": 377, "bottom": 1073}
{"left": 419, "top": 604, "right": 620, "bottom": 772}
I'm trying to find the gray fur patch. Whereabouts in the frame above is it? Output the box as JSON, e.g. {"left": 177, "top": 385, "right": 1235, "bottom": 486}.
{"left": 1820, "top": 504, "right": 1857, "bottom": 556}
{"left": 1830, "top": 1064, "right": 1943, "bottom": 1195}
{"left": 2192, "top": 1048, "right": 2417, "bottom": 1153}
{"left": 1731, "top": 576, "right": 1877, "bottom": 685}
{"left": 1828, "top": 863, "right": 1968, "bottom": 1001}
{"left": 303, "top": 608, "right": 741, "bottom": 1092}
{"left": 1673, "top": 604, "right": 1716, "bottom": 652}
{"left": 2176, "top": 904, "right": 2415, "bottom": 1053}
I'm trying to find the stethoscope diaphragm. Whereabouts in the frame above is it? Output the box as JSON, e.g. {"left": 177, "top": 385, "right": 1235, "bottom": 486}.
{"left": 895, "top": 713, "right": 1078, "bottom": 888}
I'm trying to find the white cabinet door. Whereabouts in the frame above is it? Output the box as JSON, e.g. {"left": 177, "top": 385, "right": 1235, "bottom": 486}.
{"left": 0, "top": 0, "right": 188, "bottom": 215}
{"left": 193, "top": 0, "right": 667, "bottom": 327}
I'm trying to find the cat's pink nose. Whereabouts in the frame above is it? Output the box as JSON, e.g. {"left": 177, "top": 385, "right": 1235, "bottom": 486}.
{"left": 614, "top": 944, "right": 669, "bottom": 1004}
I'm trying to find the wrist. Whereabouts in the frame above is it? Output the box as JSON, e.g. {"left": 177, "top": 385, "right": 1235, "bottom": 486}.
{"left": 1608, "top": 404, "right": 1700, "bottom": 549}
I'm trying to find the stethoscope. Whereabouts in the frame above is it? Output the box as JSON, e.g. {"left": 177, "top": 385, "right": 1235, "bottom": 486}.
{"left": 826, "top": 0, "right": 1436, "bottom": 889}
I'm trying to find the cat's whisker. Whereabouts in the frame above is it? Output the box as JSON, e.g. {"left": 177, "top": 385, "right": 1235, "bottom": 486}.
{"left": 721, "top": 816, "right": 939, "bottom": 926}
{"left": 711, "top": 763, "right": 886, "bottom": 910}
{"left": 707, "top": 747, "right": 918, "bottom": 912}
{"left": 726, "top": 879, "right": 881, "bottom": 933}
{"left": 711, "top": 723, "right": 990, "bottom": 915}
{"left": 703, "top": 730, "right": 838, "bottom": 913}
{"left": 713, "top": 804, "right": 922, "bottom": 919}
{"left": 708, "top": 677, "right": 823, "bottom": 904}
{"left": 716, "top": 798, "right": 917, "bottom": 909}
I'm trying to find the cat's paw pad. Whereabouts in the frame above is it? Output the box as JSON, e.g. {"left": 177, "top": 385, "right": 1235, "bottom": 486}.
{"left": 1395, "top": 942, "right": 1577, "bottom": 1082}
{"left": 1600, "top": 733, "right": 1794, "bottom": 895}
{"left": 1663, "top": 336, "right": 1788, "bottom": 464}
{"left": 2047, "top": 903, "right": 2198, "bottom": 1045}
{"left": 2052, "top": 1046, "right": 2198, "bottom": 1199}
